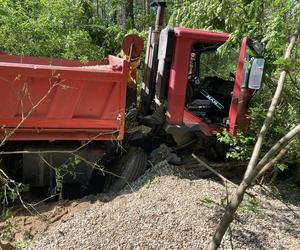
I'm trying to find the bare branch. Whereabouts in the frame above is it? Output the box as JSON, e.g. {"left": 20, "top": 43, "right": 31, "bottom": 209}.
{"left": 192, "top": 154, "right": 238, "bottom": 188}
{"left": 0, "top": 74, "right": 65, "bottom": 147}
{"left": 0, "top": 130, "right": 119, "bottom": 156}
{"left": 246, "top": 124, "right": 300, "bottom": 183}
{"left": 255, "top": 140, "right": 294, "bottom": 180}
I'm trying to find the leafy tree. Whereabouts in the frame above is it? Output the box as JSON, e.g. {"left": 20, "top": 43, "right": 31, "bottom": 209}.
{"left": 0, "top": 0, "right": 100, "bottom": 60}
{"left": 169, "top": 0, "right": 300, "bottom": 164}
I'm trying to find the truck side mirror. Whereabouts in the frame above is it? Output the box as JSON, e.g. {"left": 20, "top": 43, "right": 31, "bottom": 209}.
{"left": 248, "top": 58, "right": 265, "bottom": 90}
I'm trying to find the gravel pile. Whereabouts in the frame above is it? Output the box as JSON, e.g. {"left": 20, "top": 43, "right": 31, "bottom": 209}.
{"left": 29, "top": 162, "right": 300, "bottom": 249}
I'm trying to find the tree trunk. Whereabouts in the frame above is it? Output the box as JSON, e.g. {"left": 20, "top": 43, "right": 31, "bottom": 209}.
{"left": 208, "top": 183, "right": 247, "bottom": 250}
{"left": 123, "top": 0, "right": 135, "bottom": 29}
{"left": 208, "top": 22, "right": 300, "bottom": 250}
{"left": 146, "top": 0, "right": 151, "bottom": 14}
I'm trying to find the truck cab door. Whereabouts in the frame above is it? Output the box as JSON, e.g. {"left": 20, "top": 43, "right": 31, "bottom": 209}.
{"left": 229, "top": 38, "right": 265, "bottom": 135}
{"left": 228, "top": 37, "right": 251, "bottom": 134}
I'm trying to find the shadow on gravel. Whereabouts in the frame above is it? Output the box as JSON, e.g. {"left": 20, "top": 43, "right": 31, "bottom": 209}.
{"left": 231, "top": 228, "right": 269, "bottom": 250}
{"left": 119, "top": 159, "right": 243, "bottom": 195}
{"left": 229, "top": 207, "right": 300, "bottom": 249}
{"left": 115, "top": 160, "right": 300, "bottom": 248}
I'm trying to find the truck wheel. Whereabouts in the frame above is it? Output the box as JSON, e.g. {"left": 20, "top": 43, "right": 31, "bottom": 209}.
{"left": 107, "top": 147, "right": 147, "bottom": 193}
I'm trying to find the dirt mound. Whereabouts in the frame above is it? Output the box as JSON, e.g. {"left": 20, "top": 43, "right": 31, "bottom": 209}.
{"left": 0, "top": 195, "right": 110, "bottom": 249}
{"left": 27, "top": 162, "right": 300, "bottom": 250}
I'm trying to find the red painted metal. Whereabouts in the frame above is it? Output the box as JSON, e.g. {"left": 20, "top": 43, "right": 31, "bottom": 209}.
{"left": 166, "top": 28, "right": 229, "bottom": 125}
{"left": 174, "top": 28, "right": 230, "bottom": 43}
{"left": 166, "top": 27, "right": 251, "bottom": 135}
{"left": 122, "top": 34, "right": 144, "bottom": 59}
{"left": 228, "top": 37, "right": 249, "bottom": 134}
{"left": 0, "top": 53, "right": 109, "bottom": 66}
{"left": 166, "top": 28, "right": 231, "bottom": 136}
{"left": 183, "top": 110, "right": 213, "bottom": 136}
{"left": 0, "top": 54, "right": 129, "bottom": 141}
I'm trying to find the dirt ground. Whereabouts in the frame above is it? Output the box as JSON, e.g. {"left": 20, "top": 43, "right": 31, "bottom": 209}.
{"left": 0, "top": 193, "right": 111, "bottom": 249}
{"left": 1, "top": 160, "right": 300, "bottom": 250}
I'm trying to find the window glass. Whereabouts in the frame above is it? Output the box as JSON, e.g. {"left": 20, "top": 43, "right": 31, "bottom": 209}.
{"left": 200, "top": 49, "right": 239, "bottom": 80}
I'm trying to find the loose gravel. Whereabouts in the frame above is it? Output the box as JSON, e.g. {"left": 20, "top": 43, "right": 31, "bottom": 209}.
{"left": 29, "top": 162, "right": 300, "bottom": 249}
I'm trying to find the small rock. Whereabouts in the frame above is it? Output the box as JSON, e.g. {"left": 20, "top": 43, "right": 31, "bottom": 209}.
{"left": 150, "top": 144, "right": 173, "bottom": 163}
{"left": 166, "top": 153, "right": 181, "bottom": 165}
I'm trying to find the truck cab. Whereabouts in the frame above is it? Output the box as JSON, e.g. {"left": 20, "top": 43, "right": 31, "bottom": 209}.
{"left": 140, "top": 26, "right": 264, "bottom": 143}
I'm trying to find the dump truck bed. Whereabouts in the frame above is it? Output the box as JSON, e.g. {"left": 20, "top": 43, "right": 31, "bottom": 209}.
{"left": 0, "top": 53, "right": 129, "bottom": 141}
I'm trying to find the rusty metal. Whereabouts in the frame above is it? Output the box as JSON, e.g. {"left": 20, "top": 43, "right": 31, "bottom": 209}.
{"left": 153, "top": 1, "right": 167, "bottom": 35}
{"left": 140, "top": 1, "right": 167, "bottom": 115}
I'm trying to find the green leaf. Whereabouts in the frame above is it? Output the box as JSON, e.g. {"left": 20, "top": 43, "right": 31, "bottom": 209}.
{"left": 0, "top": 8, "right": 9, "bottom": 16}
{"left": 275, "top": 163, "right": 288, "bottom": 172}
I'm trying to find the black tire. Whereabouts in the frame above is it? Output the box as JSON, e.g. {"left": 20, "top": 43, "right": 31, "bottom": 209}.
{"left": 107, "top": 147, "right": 147, "bottom": 193}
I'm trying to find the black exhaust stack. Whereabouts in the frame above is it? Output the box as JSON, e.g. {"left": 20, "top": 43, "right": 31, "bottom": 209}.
{"left": 154, "top": 1, "right": 167, "bottom": 33}
{"left": 140, "top": 1, "right": 167, "bottom": 116}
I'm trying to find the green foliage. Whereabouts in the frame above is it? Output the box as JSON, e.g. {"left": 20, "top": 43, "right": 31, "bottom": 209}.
{"left": 0, "top": 180, "right": 29, "bottom": 222}
{"left": 0, "top": 0, "right": 101, "bottom": 60}
{"left": 140, "top": 176, "right": 159, "bottom": 189}
{"left": 238, "top": 194, "right": 258, "bottom": 214}
{"left": 201, "top": 197, "right": 227, "bottom": 207}
{"left": 51, "top": 155, "right": 83, "bottom": 194}
{"left": 54, "top": 168, "right": 63, "bottom": 194}
{"left": 202, "top": 195, "right": 259, "bottom": 214}
{"left": 0, "top": 180, "right": 29, "bottom": 208}
{"left": 0, "top": 0, "right": 155, "bottom": 61}
{"left": 1, "top": 221, "right": 17, "bottom": 242}
{"left": 273, "top": 58, "right": 294, "bottom": 68}
{"left": 0, "top": 220, "right": 32, "bottom": 249}
{"left": 169, "top": 0, "right": 299, "bottom": 63}
{"left": 0, "top": 208, "right": 13, "bottom": 221}
{"left": 0, "top": 0, "right": 154, "bottom": 60}
{"left": 0, "top": 0, "right": 130, "bottom": 60}
{"left": 275, "top": 163, "right": 289, "bottom": 172}
{"left": 16, "top": 240, "right": 27, "bottom": 249}
{"left": 217, "top": 130, "right": 255, "bottom": 161}
{"left": 249, "top": 98, "right": 300, "bottom": 161}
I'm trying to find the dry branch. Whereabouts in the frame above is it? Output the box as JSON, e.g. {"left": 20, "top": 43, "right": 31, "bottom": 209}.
{"left": 246, "top": 124, "right": 300, "bottom": 183}
{"left": 255, "top": 140, "right": 294, "bottom": 180}
{"left": 0, "top": 75, "right": 64, "bottom": 147}
{"left": 191, "top": 154, "right": 238, "bottom": 188}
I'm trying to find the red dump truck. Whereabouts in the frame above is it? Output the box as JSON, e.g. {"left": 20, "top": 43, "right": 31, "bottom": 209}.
{"left": 0, "top": 35, "right": 146, "bottom": 194}
{"left": 0, "top": 1, "right": 264, "bottom": 195}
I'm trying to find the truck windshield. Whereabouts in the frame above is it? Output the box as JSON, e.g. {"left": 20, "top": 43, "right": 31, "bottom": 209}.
{"left": 199, "top": 48, "right": 239, "bottom": 80}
